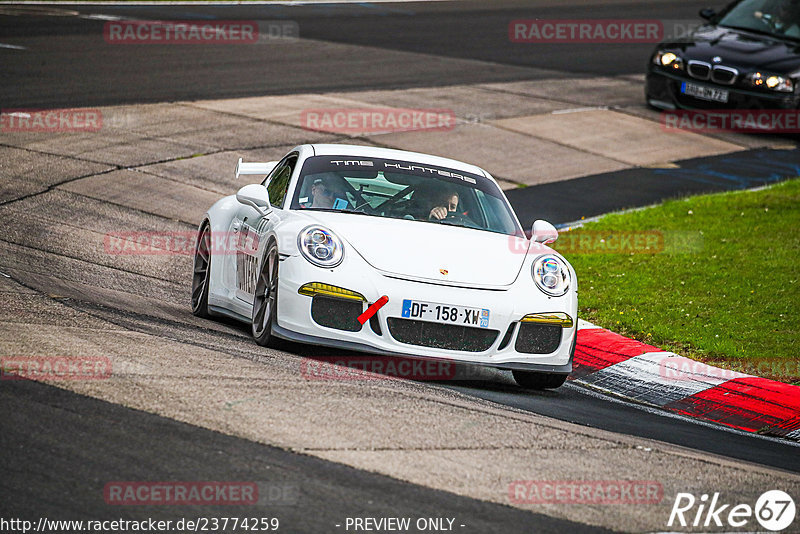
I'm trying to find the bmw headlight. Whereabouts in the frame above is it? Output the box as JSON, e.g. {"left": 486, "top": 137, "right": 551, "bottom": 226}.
{"left": 747, "top": 72, "right": 794, "bottom": 92}
{"left": 532, "top": 255, "right": 571, "bottom": 297}
{"left": 298, "top": 226, "right": 344, "bottom": 268}
{"left": 653, "top": 50, "right": 683, "bottom": 70}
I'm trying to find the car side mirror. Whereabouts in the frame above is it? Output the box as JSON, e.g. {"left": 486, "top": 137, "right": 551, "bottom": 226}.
{"left": 531, "top": 220, "right": 558, "bottom": 244}
{"left": 236, "top": 184, "right": 273, "bottom": 216}
{"left": 698, "top": 7, "right": 716, "bottom": 20}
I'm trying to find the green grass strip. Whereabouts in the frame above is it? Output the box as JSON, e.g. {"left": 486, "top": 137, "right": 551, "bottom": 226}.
{"left": 556, "top": 178, "right": 800, "bottom": 384}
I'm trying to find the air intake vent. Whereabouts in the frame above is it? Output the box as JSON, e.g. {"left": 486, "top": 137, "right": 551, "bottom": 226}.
{"left": 515, "top": 323, "right": 562, "bottom": 354}
{"left": 387, "top": 318, "right": 498, "bottom": 352}
{"left": 311, "top": 296, "right": 363, "bottom": 332}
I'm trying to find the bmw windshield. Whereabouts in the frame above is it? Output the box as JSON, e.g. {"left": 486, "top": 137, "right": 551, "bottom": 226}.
{"left": 717, "top": 0, "right": 800, "bottom": 40}
{"left": 290, "top": 156, "right": 524, "bottom": 238}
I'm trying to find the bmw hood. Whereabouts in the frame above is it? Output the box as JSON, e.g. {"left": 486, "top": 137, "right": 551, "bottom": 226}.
{"left": 301, "top": 212, "right": 530, "bottom": 287}
{"left": 671, "top": 25, "right": 800, "bottom": 74}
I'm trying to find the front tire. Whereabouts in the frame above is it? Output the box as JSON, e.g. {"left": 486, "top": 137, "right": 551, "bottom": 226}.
{"left": 252, "top": 239, "right": 279, "bottom": 347}
{"left": 513, "top": 370, "right": 568, "bottom": 390}
{"left": 191, "top": 222, "right": 212, "bottom": 318}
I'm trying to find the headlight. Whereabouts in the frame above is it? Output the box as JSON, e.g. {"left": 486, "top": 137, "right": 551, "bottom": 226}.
{"left": 298, "top": 226, "right": 344, "bottom": 268}
{"left": 747, "top": 72, "right": 794, "bottom": 92}
{"left": 532, "top": 255, "right": 571, "bottom": 297}
{"left": 653, "top": 50, "right": 683, "bottom": 70}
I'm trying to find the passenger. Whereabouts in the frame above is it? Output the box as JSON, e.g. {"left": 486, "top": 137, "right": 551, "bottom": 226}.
{"left": 305, "top": 178, "right": 335, "bottom": 208}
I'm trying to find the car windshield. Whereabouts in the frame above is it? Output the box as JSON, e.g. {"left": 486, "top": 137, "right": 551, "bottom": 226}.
{"left": 290, "top": 155, "right": 524, "bottom": 237}
{"left": 717, "top": 0, "right": 800, "bottom": 39}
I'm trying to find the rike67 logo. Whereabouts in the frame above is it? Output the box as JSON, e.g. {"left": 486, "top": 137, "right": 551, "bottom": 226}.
{"left": 668, "top": 490, "right": 796, "bottom": 531}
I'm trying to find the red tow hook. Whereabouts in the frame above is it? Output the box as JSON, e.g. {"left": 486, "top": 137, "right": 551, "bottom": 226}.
{"left": 357, "top": 295, "right": 389, "bottom": 325}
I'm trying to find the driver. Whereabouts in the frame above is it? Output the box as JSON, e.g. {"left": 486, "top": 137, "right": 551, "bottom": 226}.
{"left": 755, "top": 0, "right": 800, "bottom": 33}
{"left": 302, "top": 177, "right": 335, "bottom": 208}
{"left": 428, "top": 189, "right": 460, "bottom": 220}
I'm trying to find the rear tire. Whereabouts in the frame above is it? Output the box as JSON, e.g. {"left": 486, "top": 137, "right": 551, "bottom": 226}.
{"left": 513, "top": 370, "right": 568, "bottom": 390}
{"left": 191, "top": 222, "right": 212, "bottom": 318}
{"left": 252, "top": 240, "right": 279, "bottom": 347}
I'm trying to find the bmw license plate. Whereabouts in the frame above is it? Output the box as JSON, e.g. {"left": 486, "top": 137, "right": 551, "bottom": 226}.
{"left": 401, "top": 299, "right": 490, "bottom": 328}
{"left": 681, "top": 82, "right": 729, "bottom": 103}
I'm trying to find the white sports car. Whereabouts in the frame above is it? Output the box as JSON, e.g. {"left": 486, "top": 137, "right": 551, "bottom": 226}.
{"left": 192, "top": 144, "right": 577, "bottom": 389}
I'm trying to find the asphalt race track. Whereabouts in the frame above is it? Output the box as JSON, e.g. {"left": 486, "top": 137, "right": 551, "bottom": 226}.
{"left": 2, "top": 1, "right": 800, "bottom": 532}
{"left": 2, "top": 0, "right": 715, "bottom": 108}
{"left": 1, "top": 378, "right": 601, "bottom": 533}
{"left": 509, "top": 147, "right": 800, "bottom": 226}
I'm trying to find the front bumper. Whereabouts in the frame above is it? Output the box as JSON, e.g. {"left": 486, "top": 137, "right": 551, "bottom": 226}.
{"left": 273, "top": 253, "right": 577, "bottom": 373}
{"left": 646, "top": 68, "right": 800, "bottom": 110}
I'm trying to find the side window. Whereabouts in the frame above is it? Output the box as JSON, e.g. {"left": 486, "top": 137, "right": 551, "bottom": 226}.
{"left": 264, "top": 155, "right": 297, "bottom": 209}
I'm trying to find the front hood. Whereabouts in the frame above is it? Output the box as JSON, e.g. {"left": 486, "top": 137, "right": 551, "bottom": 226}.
{"left": 302, "top": 212, "right": 530, "bottom": 286}
{"left": 670, "top": 25, "right": 800, "bottom": 74}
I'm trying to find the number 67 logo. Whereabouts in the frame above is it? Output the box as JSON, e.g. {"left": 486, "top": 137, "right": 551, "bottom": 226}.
{"left": 668, "top": 489, "right": 796, "bottom": 531}
{"left": 757, "top": 490, "right": 796, "bottom": 532}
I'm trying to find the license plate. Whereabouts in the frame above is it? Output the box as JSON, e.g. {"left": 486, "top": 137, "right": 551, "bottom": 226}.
{"left": 401, "top": 299, "right": 490, "bottom": 328}
{"left": 681, "top": 82, "right": 729, "bottom": 103}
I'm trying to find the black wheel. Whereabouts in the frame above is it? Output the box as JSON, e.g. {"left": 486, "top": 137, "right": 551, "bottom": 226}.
{"left": 513, "top": 370, "right": 568, "bottom": 390}
{"left": 191, "top": 222, "right": 212, "bottom": 318}
{"left": 252, "top": 239, "right": 279, "bottom": 347}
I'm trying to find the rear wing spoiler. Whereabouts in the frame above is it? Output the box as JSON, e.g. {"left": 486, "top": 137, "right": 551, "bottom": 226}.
{"left": 235, "top": 158, "right": 279, "bottom": 180}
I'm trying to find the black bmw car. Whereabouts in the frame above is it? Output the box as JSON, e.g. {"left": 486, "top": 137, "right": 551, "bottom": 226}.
{"left": 646, "top": 0, "right": 800, "bottom": 109}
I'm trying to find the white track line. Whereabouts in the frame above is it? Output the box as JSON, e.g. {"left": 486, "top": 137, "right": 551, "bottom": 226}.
{"left": 80, "top": 13, "right": 127, "bottom": 21}
{"left": 556, "top": 180, "right": 791, "bottom": 230}
{"left": 552, "top": 106, "right": 609, "bottom": 115}
{"left": 0, "top": 43, "right": 27, "bottom": 50}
